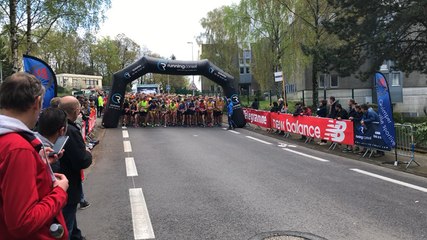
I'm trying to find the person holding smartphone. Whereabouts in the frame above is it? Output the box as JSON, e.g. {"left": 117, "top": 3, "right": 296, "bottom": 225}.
{"left": 37, "top": 107, "right": 68, "bottom": 172}
{"left": 0, "top": 73, "right": 69, "bottom": 240}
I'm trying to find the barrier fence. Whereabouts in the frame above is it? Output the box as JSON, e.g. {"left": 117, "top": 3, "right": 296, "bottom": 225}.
{"left": 394, "top": 123, "right": 419, "bottom": 168}
{"left": 243, "top": 108, "right": 418, "bottom": 167}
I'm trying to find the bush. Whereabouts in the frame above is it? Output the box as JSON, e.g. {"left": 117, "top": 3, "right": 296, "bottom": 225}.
{"left": 414, "top": 122, "right": 427, "bottom": 148}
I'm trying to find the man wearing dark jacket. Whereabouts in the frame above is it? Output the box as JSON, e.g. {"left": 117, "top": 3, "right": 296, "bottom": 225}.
{"left": 327, "top": 96, "right": 338, "bottom": 119}
{"left": 59, "top": 96, "right": 92, "bottom": 240}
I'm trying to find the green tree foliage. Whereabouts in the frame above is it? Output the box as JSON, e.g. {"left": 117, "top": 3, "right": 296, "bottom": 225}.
{"left": 279, "top": 0, "right": 339, "bottom": 106}
{"left": 237, "top": 0, "right": 292, "bottom": 94}
{"left": 325, "top": 0, "right": 427, "bottom": 78}
{"left": 0, "top": 0, "right": 111, "bottom": 71}
{"left": 199, "top": 6, "right": 240, "bottom": 91}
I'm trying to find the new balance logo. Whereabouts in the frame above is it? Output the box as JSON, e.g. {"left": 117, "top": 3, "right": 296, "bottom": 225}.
{"left": 324, "top": 120, "right": 347, "bottom": 142}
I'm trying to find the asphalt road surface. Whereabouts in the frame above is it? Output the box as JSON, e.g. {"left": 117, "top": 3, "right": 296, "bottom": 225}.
{"left": 78, "top": 126, "right": 427, "bottom": 240}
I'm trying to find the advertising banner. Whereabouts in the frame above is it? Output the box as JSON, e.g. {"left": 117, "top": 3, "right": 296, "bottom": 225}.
{"left": 270, "top": 113, "right": 354, "bottom": 145}
{"left": 23, "top": 55, "right": 57, "bottom": 109}
{"left": 243, "top": 108, "right": 271, "bottom": 128}
{"left": 354, "top": 121, "right": 391, "bottom": 151}
{"left": 375, "top": 72, "right": 396, "bottom": 149}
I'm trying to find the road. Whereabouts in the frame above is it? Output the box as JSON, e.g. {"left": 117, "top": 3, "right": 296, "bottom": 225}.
{"left": 78, "top": 125, "right": 427, "bottom": 240}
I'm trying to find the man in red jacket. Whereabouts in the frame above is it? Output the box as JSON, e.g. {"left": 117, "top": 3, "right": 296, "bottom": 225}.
{"left": 0, "top": 72, "right": 69, "bottom": 240}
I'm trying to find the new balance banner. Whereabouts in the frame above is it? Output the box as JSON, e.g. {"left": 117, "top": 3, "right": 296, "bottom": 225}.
{"left": 354, "top": 121, "right": 391, "bottom": 151}
{"left": 375, "top": 72, "right": 396, "bottom": 149}
{"left": 23, "top": 55, "right": 57, "bottom": 109}
{"left": 243, "top": 108, "right": 271, "bottom": 128}
{"left": 270, "top": 113, "right": 354, "bottom": 145}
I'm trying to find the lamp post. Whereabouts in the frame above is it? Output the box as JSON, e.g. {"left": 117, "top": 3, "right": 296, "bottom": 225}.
{"left": 187, "top": 41, "right": 195, "bottom": 96}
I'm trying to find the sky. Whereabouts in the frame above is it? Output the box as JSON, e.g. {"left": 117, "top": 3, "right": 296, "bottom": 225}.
{"left": 98, "top": 0, "right": 239, "bottom": 89}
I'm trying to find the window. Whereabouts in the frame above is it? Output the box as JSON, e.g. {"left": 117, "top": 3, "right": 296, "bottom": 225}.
{"left": 246, "top": 67, "right": 250, "bottom": 74}
{"left": 319, "top": 74, "right": 327, "bottom": 88}
{"left": 245, "top": 58, "right": 251, "bottom": 64}
{"left": 240, "top": 67, "right": 244, "bottom": 74}
{"left": 330, "top": 74, "right": 339, "bottom": 88}
{"left": 239, "top": 58, "right": 244, "bottom": 64}
{"left": 210, "top": 85, "right": 214, "bottom": 92}
{"left": 391, "top": 72, "right": 400, "bottom": 86}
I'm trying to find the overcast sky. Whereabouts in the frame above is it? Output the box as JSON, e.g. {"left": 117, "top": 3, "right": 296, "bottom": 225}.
{"left": 98, "top": 0, "right": 239, "bottom": 62}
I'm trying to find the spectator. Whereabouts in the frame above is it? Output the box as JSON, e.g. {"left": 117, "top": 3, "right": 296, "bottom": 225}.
{"left": 59, "top": 96, "right": 93, "bottom": 240}
{"left": 50, "top": 96, "right": 62, "bottom": 108}
{"left": 335, "top": 103, "right": 349, "bottom": 120}
{"left": 292, "top": 102, "right": 303, "bottom": 116}
{"left": 37, "top": 107, "right": 68, "bottom": 173}
{"left": 361, "top": 104, "right": 379, "bottom": 129}
{"left": 327, "top": 96, "right": 338, "bottom": 119}
{"left": 316, "top": 99, "right": 328, "bottom": 118}
{"left": 302, "top": 106, "right": 312, "bottom": 116}
{"left": 251, "top": 98, "right": 259, "bottom": 110}
{"left": 0, "top": 72, "right": 69, "bottom": 240}
{"left": 317, "top": 99, "right": 328, "bottom": 145}
{"left": 270, "top": 101, "right": 280, "bottom": 113}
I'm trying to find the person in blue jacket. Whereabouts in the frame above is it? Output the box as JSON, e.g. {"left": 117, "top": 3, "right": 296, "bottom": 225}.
{"left": 227, "top": 98, "right": 234, "bottom": 130}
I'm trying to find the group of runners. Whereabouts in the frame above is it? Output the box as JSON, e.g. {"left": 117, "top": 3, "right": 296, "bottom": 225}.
{"left": 121, "top": 94, "right": 226, "bottom": 128}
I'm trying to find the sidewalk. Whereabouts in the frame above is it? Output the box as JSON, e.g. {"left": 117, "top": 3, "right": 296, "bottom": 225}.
{"left": 244, "top": 123, "right": 427, "bottom": 178}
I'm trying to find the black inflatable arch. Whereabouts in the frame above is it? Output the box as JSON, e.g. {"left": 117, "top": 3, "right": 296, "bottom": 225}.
{"left": 102, "top": 56, "right": 246, "bottom": 128}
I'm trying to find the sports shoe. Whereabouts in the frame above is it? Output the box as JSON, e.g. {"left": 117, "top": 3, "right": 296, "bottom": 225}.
{"left": 319, "top": 142, "right": 328, "bottom": 146}
{"left": 79, "top": 200, "right": 91, "bottom": 210}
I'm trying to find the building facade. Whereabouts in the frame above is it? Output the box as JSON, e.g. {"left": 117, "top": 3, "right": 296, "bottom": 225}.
{"left": 56, "top": 73, "right": 103, "bottom": 90}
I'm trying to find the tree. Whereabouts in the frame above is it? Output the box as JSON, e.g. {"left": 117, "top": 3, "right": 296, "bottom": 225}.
{"left": 279, "top": 0, "right": 339, "bottom": 107}
{"left": 199, "top": 5, "right": 240, "bottom": 91}
{"left": 325, "top": 0, "right": 427, "bottom": 77}
{"left": 0, "top": 0, "right": 111, "bottom": 71}
{"left": 236, "top": 0, "right": 292, "bottom": 95}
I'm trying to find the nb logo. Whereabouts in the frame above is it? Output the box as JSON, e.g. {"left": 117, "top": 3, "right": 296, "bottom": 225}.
{"left": 324, "top": 120, "right": 347, "bottom": 142}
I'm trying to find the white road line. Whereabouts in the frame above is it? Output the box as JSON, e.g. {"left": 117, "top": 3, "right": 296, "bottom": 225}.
{"left": 228, "top": 130, "right": 240, "bottom": 134}
{"left": 123, "top": 130, "right": 129, "bottom": 138}
{"left": 283, "top": 148, "right": 330, "bottom": 162}
{"left": 129, "top": 188, "right": 155, "bottom": 240}
{"left": 125, "top": 157, "right": 138, "bottom": 177}
{"left": 123, "top": 140, "right": 132, "bottom": 153}
{"left": 350, "top": 169, "right": 427, "bottom": 193}
{"left": 122, "top": 126, "right": 127, "bottom": 129}
{"left": 246, "top": 136, "right": 272, "bottom": 145}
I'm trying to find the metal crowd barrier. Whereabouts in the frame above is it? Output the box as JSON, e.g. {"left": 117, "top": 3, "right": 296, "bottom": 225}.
{"left": 394, "top": 123, "right": 419, "bottom": 168}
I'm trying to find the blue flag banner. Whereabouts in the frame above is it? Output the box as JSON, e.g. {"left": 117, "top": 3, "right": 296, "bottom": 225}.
{"left": 354, "top": 121, "right": 391, "bottom": 150}
{"left": 23, "top": 55, "right": 57, "bottom": 109}
{"left": 375, "top": 72, "right": 396, "bottom": 149}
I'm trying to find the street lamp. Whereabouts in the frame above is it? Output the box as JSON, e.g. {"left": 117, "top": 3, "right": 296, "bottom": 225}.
{"left": 187, "top": 41, "right": 195, "bottom": 96}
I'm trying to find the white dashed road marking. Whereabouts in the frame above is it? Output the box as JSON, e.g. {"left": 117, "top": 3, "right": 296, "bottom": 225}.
{"left": 350, "top": 169, "right": 427, "bottom": 193}
{"left": 228, "top": 130, "right": 240, "bottom": 135}
{"left": 283, "top": 148, "right": 330, "bottom": 162}
{"left": 246, "top": 136, "right": 272, "bottom": 145}
{"left": 123, "top": 140, "right": 132, "bottom": 153}
{"left": 125, "top": 157, "right": 138, "bottom": 177}
{"left": 129, "top": 188, "right": 155, "bottom": 240}
{"left": 123, "top": 130, "right": 129, "bottom": 138}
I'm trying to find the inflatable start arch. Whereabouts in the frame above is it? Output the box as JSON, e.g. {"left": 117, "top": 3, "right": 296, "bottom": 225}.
{"left": 102, "top": 56, "right": 246, "bottom": 128}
